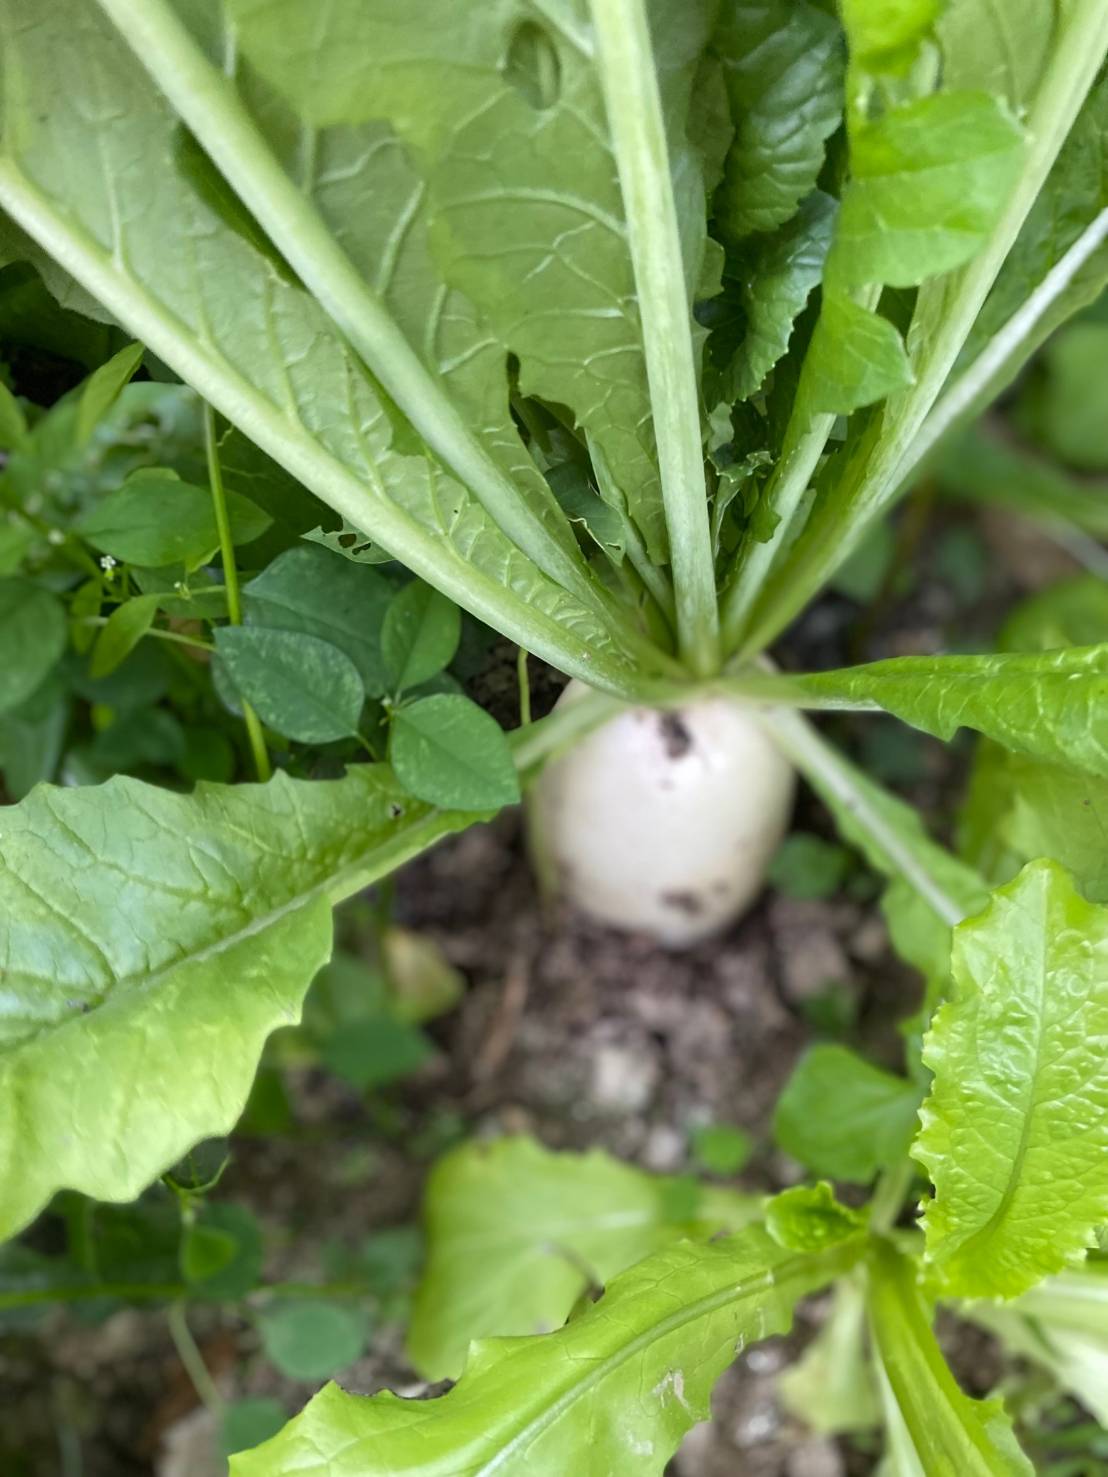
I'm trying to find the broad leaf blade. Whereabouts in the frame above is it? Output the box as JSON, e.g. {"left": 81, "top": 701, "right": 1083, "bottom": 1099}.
{"left": 787, "top": 647, "right": 1108, "bottom": 779}
{"left": 0, "top": 767, "right": 475, "bottom": 1240}
{"left": 234, "top": 1225, "right": 858, "bottom": 1477}
{"left": 915, "top": 860, "right": 1108, "bottom": 1298}
{"left": 408, "top": 1136, "right": 760, "bottom": 1380}
{"left": 0, "top": 0, "right": 641, "bottom": 694}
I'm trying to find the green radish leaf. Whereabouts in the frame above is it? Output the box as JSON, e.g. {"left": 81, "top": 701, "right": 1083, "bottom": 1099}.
{"left": 243, "top": 544, "right": 393, "bottom": 695}
{"left": 214, "top": 626, "right": 365, "bottom": 744}
{"left": 712, "top": 0, "right": 844, "bottom": 240}
{"left": 1000, "top": 574, "right": 1108, "bottom": 653}
{"left": 390, "top": 694, "right": 519, "bottom": 810}
{"left": 1023, "top": 320, "right": 1108, "bottom": 470}
{"left": 841, "top": 0, "right": 940, "bottom": 70}
{"left": 77, "top": 471, "right": 271, "bottom": 569}
{"left": 0, "top": 766, "right": 475, "bottom": 1241}
{"left": 829, "top": 93, "right": 1026, "bottom": 292}
{"left": 967, "top": 1260, "right": 1108, "bottom": 1426}
{"left": 774, "top": 1045, "right": 923, "bottom": 1184}
{"left": 915, "top": 861, "right": 1108, "bottom": 1299}
{"left": 0, "top": 578, "right": 66, "bottom": 714}
{"left": 867, "top": 1238, "right": 1033, "bottom": 1475}
{"left": 381, "top": 582, "right": 461, "bottom": 694}
{"left": 89, "top": 592, "right": 160, "bottom": 679}
{"left": 785, "top": 646, "right": 1108, "bottom": 779}
{"left": 806, "top": 289, "right": 913, "bottom": 414}
{"left": 763, "top": 1183, "right": 865, "bottom": 1253}
{"left": 233, "top": 1225, "right": 857, "bottom": 1477}
{"left": 258, "top": 1301, "right": 369, "bottom": 1382}
{"left": 720, "top": 191, "right": 838, "bottom": 403}
{"left": 75, "top": 340, "right": 144, "bottom": 445}
{"left": 0, "top": 0, "right": 638, "bottom": 694}
{"left": 407, "top": 1136, "right": 761, "bottom": 1381}
{"left": 936, "top": 0, "right": 1051, "bottom": 105}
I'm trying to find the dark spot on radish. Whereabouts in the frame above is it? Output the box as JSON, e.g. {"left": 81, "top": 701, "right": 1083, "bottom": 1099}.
{"left": 658, "top": 712, "right": 693, "bottom": 759}
{"left": 660, "top": 889, "right": 703, "bottom": 914}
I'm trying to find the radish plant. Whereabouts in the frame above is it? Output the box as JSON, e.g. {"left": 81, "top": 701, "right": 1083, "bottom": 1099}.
{"left": 1, "top": 0, "right": 1107, "bottom": 1470}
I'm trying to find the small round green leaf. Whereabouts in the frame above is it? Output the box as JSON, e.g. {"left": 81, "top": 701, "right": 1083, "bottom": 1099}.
{"left": 244, "top": 544, "right": 393, "bottom": 694}
{"left": 390, "top": 695, "right": 519, "bottom": 810}
{"left": 258, "top": 1301, "right": 368, "bottom": 1381}
{"left": 215, "top": 626, "right": 364, "bottom": 743}
{"left": 381, "top": 583, "right": 460, "bottom": 693}
{"left": 0, "top": 578, "right": 66, "bottom": 714}
{"left": 78, "top": 471, "right": 270, "bottom": 569}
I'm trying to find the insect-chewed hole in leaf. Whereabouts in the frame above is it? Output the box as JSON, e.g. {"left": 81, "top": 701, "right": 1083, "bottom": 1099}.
{"left": 172, "top": 126, "right": 302, "bottom": 288}
{"left": 502, "top": 21, "right": 562, "bottom": 111}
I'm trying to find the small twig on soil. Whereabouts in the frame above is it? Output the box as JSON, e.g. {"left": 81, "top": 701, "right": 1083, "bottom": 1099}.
{"left": 471, "top": 944, "right": 531, "bottom": 1084}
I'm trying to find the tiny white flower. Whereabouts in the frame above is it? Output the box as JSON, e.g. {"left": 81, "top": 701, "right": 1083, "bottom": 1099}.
{"left": 99, "top": 554, "right": 118, "bottom": 572}
{"left": 47, "top": 528, "right": 66, "bottom": 546}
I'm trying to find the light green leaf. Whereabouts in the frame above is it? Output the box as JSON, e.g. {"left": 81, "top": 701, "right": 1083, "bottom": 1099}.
{"left": 780, "top": 1274, "right": 880, "bottom": 1435}
{"left": 774, "top": 1045, "right": 923, "bottom": 1184}
{"left": 233, "top": 1224, "right": 857, "bottom": 1477}
{"left": 786, "top": 646, "right": 1108, "bottom": 778}
{"left": 721, "top": 191, "right": 837, "bottom": 402}
{"left": 915, "top": 860, "right": 1108, "bottom": 1298}
{"left": 867, "top": 1239, "right": 1033, "bottom": 1475}
{"left": 841, "top": 0, "right": 940, "bottom": 71}
{"left": 221, "top": 0, "right": 713, "bottom": 564}
{"left": 75, "top": 340, "right": 144, "bottom": 445}
{"left": 1001, "top": 573, "right": 1108, "bottom": 653}
{"left": 89, "top": 593, "right": 160, "bottom": 679}
{"left": 0, "top": 766, "right": 474, "bottom": 1240}
{"left": 830, "top": 94, "right": 1026, "bottom": 292}
{"left": 77, "top": 471, "right": 270, "bottom": 569}
{"left": 967, "top": 1260, "right": 1108, "bottom": 1425}
{"left": 712, "top": 0, "right": 844, "bottom": 240}
{"left": 806, "top": 289, "right": 913, "bottom": 415}
{"left": 0, "top": 0, "right": 643, "bottom": 694}
{"left": 243, "top": 544, "right": 393, "bottom": 696}
{"left": 380, "top": 582, "right": 461, "bottom": 695}
{"left": 390, "top": 694, "right": 520, "bottom": 811}
{"left": 214, "top": 626, "right": 365, "bottom": 744}
{"left": 936, "top": 0, "right": 1053, "bottom": 107}
{"left": 258, "top": 1302, "right": 368, "bottom": 1382}
{"left": 764, "top": 1183, "right": 865, "bottom": 1252}
{"left": 407, "top": 1135, "right": 761, "bottom": 1380}
{"left": 0, "top": 578, "right": 66, "bottom": 714}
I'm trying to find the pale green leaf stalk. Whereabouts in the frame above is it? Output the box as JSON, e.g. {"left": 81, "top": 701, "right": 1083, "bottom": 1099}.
{"left": 590, "top": 0, "right": 720, "bottom": 675}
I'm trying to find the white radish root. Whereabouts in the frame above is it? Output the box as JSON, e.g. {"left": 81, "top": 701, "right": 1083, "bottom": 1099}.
{"left": 528, "top": 680, "right": 796, "bottom": 947}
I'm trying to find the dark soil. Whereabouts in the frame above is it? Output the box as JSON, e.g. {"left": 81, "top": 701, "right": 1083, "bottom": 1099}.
{"left": 0, "top": 499, "right": 1071, "bottom": 1475}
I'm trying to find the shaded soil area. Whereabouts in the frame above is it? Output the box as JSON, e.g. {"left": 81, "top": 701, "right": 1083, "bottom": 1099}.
{"left": 0, "top": 500, "right": 1068, "bottom": 1475}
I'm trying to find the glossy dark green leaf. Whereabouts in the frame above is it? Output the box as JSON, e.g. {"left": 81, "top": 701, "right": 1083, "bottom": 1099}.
{"left": 78, "top": 470, "right": 270, "bottom": 569}
{"left": 243, "top": 544, "right": 393, "bottom": 694}
{"left": 214, "top": 625, "right": 365, "bottom": 743}
{"left": 381, "top": 582, "right": 461, "bottom": 694}
{"left": 713, "top": 0, "right": 844, "bottom": 240}
{"left": 390, "top": 694, "right": 519, "bottom": 810}
{"left": 0, "top": 577, "right": 66, "bottom": 714}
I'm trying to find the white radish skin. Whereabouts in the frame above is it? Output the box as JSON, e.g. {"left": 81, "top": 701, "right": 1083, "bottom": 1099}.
{"left": 528, "top": 681, "right": 796, "bottom": 947}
